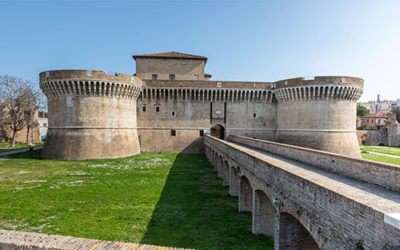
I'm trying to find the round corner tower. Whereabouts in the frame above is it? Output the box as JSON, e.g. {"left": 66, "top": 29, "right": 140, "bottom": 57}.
{"left": 39, "top": 70, "right": 142, "bottom": 160}
{"left": 274, "top": 76, "right": 363, "bottom": 158}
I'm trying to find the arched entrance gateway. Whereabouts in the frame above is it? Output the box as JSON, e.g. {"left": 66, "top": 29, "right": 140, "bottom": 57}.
{"left": 210, "top": 124, "right": 225, "bottom": 139}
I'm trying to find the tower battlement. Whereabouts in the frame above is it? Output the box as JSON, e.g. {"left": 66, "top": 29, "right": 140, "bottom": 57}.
{"left": 40, "top": 70, "right": 142, "bottom": 99}
{"left": 273, "top": 76, "right": 363, "bottom": 102}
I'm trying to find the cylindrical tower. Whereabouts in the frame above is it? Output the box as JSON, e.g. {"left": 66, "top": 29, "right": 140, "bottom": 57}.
{"left": 39, "top": 70, "right": 142, "bottom": 160}
{"left": 274, "top": 76, "right": 363, "bottom": 158}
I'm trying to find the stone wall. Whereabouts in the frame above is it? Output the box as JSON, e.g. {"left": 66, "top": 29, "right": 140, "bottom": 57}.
{"left": 136, "top": 76, "right": 363, "bottom": 157}
{"left": 204, "top": 135, "right": 400, "bottom": 249}
{"left": 39, "top": 70, "right": 142, "bottom": 160}
{"left": 229, "top": 135, "right": 400, "bottom": 191}
{"left": 357, "top": 129, "right": 387, "bottom": 146}
{"left": 0, "top": 230, "right": 187, "bottom": 250}
{"left": 136, "top": 80, "right": 276, "bottom": 153}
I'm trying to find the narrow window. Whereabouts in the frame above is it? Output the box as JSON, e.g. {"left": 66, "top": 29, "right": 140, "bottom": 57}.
{"left": 169, "top": 74, "right": 175, "bottom": 80}
{"left": 200, "top": 130, "right": 204, "bottom": 136}
{"left": 156, "top": 106, "right": 160, "bottom": 112}
{"left": 171, "top": 130, "right": 176, "bottom": 136}
{"left": 171, "top": 111, "right": 176, "bottom": 117}
{"left": 152, "top": 74, "right": 158, "bottom": 80}
{"left": 253, "top": 113, "right": 257, "bottom": 118}
{"left": 142, "top": 106, "right": 146, "bottom": 112}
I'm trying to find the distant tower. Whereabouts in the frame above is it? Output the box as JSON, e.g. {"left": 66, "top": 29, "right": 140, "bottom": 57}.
{"left": 39, "top": 70, "right": 142, "bottom": 159}
{"left": 377, "top": 94, "right": 381, "bottom": 103}
{"left": 274, "top": 76, "right": 364, "bottom": 158}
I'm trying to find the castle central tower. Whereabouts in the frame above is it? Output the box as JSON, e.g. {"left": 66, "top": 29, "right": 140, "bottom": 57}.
{"left": 39, "top": 70, "right": 142, "bottom": 159}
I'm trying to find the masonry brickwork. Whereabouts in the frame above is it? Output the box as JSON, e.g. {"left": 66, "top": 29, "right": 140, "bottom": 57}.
{"left": 134, "top": 52, "right": 363, "bottom": 158}
{"left": 39, "top": 70, "right": 142, "bottom": 159}
{"left": 204, "top": 135, "right": 400, "bottom": 249}
{"left": 39, "top": 52, "right": 363, "bottom": 159}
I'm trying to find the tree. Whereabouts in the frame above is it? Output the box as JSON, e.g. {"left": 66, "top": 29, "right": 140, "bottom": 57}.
{"left": 357, "top": 105, "right": 370, "bottom": 117}
{"left": 391, "top": 107, "right": 400, "bottom": 123}
{"left": 24, "top": 87, "right": 40, "bottom": 145}
{"left": 0, "top": 75, "right": 39, "bottom": 147}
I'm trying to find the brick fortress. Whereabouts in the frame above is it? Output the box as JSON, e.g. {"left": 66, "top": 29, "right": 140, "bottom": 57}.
{"left": 40, "top": 52, "right": 363, "bottom": 159}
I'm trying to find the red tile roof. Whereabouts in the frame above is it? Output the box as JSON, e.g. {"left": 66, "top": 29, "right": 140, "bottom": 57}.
{"left": 362, "top": 112, "right": 388, "bottom": 118}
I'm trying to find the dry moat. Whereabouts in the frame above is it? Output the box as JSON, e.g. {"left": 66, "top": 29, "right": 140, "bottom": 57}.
{"left": 0, "top": 150, "right": 272, "bottom": 249}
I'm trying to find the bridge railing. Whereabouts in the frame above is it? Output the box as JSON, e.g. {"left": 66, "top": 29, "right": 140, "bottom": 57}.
{"left": 229, "top": 135, "right": 400, "bottom": 192}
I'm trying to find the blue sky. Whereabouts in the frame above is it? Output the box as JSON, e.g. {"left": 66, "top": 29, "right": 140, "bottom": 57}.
{"left": 1, "top": 0, "right": 399, "bottom": 102}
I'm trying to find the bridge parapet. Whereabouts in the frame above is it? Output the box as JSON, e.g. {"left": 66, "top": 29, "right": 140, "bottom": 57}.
{"left": 229, "top": 135, "right": 400, "bottom": 192}
{"left": 204, "top": 135, "right": 400, "bottom": 249}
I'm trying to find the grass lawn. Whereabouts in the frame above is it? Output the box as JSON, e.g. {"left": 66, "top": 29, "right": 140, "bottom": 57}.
{"left": 0, "top": 142, "right": 44, "bottom": 153}
{"left": 0, "top": 151, "right": 272, "bottom": 249}
{"left": 361, "top": 152, "right": 400, "bottom": 165}
{"left": 360, "top": 145, "right": 400, "bottom": 156}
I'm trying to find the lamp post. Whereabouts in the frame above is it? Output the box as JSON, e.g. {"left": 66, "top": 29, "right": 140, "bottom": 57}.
{"left": 388, "top": 134, "right": 392, "bottom": 153}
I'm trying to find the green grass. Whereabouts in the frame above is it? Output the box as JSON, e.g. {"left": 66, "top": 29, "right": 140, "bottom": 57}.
{"left": 0, "top": 151, "right": 272, "bottom": 249}
{"left": 360, "top": 145, "right": 400, "bottom": 156}
{"left": 0, "top": 142, "right": 44, "bottom": 153}
{"left": 361, "top": 152, "right": 400, "bottom": 165}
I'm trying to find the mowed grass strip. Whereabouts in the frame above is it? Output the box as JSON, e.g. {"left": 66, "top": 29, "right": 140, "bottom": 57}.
{"left": 361, "top": 152, "right": 400, "bottom": 165}
{"left": 0, "top": 151, "right": 272, "bottom": 249}
{"left": 360, "top": 145, "right": 400, "bottom": 156}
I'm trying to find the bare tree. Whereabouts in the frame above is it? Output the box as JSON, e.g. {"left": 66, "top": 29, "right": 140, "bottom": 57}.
{"left": 24, "top": 87, "right": 40, "bottom": 145}
{"left": 0, "top": 75, "right": 38, "bottom": 147}
{"left": 37, "top": 92, "right": 48, "bottom": 118}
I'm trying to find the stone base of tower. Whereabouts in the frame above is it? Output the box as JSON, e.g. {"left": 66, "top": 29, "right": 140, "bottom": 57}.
{"left": 42, "top": 128, "right": 141, "bottom": 160}
{"left": 275, "top": 130, "right": 361, "bottom": 158}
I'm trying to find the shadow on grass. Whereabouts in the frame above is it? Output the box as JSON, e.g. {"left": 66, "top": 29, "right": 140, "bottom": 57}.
{"left": 140, "top": 153, "right": 273, "bottom": 249}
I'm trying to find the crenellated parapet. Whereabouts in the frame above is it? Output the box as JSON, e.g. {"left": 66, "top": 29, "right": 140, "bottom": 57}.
{"left": 40, "top": 70, "right": 142, "bottom": 99}
{"left": 139, "top": 80, "right": 275, "bottom": 103}
{"left": 140, "top": 87, "right": 274, "bottom": 103}
{"left": 273, "top": 76, "right": 363, "bottom": 102}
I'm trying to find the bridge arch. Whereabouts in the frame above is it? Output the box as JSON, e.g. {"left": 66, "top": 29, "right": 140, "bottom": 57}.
{"left": 252, "top": 189, "right": 275, "bottom": 237}
{"left": 229, "top": 166, "right": 240, "bottom": 196}
{"left": 217, "top": 155, "right": 224, "bottom": 178}
{"left": 223, "top": 160, "right": 230, "bottom": 186}
{"left": 239, "top": 175, "right": 252, "bottom": 212}
{"left": 278, "top": 212, "right": 321, "bottom": 249}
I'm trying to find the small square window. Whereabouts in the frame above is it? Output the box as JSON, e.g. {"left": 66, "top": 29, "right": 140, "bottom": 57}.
{"left": 156, "top": 106, "right": 160, "bottom": 112}
{"left": 43, "top": 123, "right": 47, "bottom": 127}
{"left": 169, "top": 74, "right": 175, "bottom": 80}
{"left": 253, "top": 113, "right": 257, "bottom": 118}
{"left": 142, "top": 106, "right": 146, "bottom": 112}
{"left": 200, "top": 130, "right": 204, "bottom": 136}
{"left": 171, "top": 111, "right": 176, "bottom": 117}
{"left": 152, "top": 74, "right": 158, "bottom": 80}
{"left": 171, "top": 130, "right": 176, "bottom": 136}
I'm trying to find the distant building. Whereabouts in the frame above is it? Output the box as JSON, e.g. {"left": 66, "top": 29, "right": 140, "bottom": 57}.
{"left": 391, "top": 99, "right": 400, "bottom": 109}
{"left": 358, "top": 94, "right": 397, "bottom": 113}
{"left": 38, "top": 117, "right": 48, "bottom": 141}
{"left": 361, "top": 112, "right": 388, "bottom": 129}
{"left": 0, "top": 103, "right": 41, "bottom": 144}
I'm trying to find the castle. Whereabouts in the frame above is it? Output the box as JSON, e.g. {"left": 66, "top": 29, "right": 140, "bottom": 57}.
{"left": 39, "top": 52, "right": 363, "bottom": 159}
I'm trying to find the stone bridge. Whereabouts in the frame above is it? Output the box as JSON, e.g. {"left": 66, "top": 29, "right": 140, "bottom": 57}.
{"left": 204, "top": 135, "right": 400, "bottom": 249}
